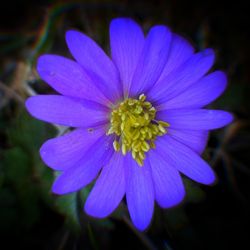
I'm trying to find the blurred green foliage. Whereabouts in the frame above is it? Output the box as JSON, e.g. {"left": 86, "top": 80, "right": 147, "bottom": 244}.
{"left": 1, "top": 111, "right": 55, "bottom": 230}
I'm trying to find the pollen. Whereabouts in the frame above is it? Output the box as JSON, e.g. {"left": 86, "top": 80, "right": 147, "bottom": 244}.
{"left": 107, "top": 94, "right": 169, "bottom": 166}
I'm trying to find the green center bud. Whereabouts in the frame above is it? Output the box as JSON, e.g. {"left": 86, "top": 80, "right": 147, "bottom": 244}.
{"left": 107, "top": 94, "right": 169, "bottom": 166}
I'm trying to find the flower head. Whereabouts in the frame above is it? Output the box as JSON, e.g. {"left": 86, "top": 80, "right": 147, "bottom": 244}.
{"left": 26, "top": 18, "right": 233, "bottom": 231}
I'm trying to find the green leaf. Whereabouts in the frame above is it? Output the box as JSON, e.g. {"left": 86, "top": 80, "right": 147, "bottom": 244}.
{"left": 55, "top": 192, "right": 80, "bottom": 231}
{"left": 184, "top": 178, "right": 205, "bottom": 203}
{"left": 2, "top": 147, "right": 42, "bottom": 228}
{"left": 79, "top": 183, "right": 93, "bottom": 204}
{"left": 7, "top": 110, "right": 56, "bottom": 154}
{"left": 3, "top": 147, "right": 30, "bottom": 183}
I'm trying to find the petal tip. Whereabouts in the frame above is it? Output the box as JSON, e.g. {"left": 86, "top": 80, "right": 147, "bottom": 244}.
{"left": 132, "top": 217, "right": 152, "bottom": 231}
{"left": 65, "top": 29, "right": 77, "bottom": 37}
{"left": 227, "top": 112, "right": 234, "bottom": 123}
{"left": 65, "top": 30, "right": 82, "bottom": 45}
{"left": 205, "top": 172, "right": 217, "bottom": 185}
{"left": 39, "top": 141, "right": 51, "bottom": 165}
{"left": 215, "top": 70, "right": 228, "bottom": 92}
{"left": 158, "top": 194, "right": 186, "bottom": 209}
{"left": 84, "top": 201, "right": 106, "bottom": 219}
{"left": 166, "top": 190, "right": 186, "bottom": 209}
{"left": 204, "top": 48, "right": 215, "bottom": 56}
{"left": 36, "top": 55, "right": 51, "bottom": 77}
{"left": 25, "top": 97, "right": 35, "bottom": 115}
{"left": 51, "top": 179, "right": 64, "bottom": 195}
{"left": 149, "top": 24, "right": 171, "bottom": 36}
{"left": 220, "top": 111, "right": 234, "bottom": 128}
{"left": 25, "top": 96, "right": 46, "bottom": 121}
{"left": 111, "top": 17, "right": 135, "bottom": 25}
{"left": 51, "top": 175, "right": 76, "bottom": 195}
{"left": 200, "top": 168, "right": 217, "bottom": 185}
{"left": 202, "top": 48, "right": 215, "bottom": 64}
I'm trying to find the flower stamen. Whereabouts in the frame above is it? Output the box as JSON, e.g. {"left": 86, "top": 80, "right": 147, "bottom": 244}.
{"left": 107, "top": 94, "right": 169, "bottom": 166}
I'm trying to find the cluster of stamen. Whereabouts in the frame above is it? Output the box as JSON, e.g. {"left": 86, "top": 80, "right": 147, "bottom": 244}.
{"left": 107, "top": 94, "right": 169, "bottom": 166}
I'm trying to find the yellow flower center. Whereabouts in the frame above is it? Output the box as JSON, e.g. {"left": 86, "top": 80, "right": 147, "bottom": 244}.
{"left": 107, "top": 94, "right": 169, "bottom": 166}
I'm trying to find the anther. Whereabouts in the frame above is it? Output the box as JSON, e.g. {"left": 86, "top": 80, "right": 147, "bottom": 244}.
{"left": 107, "top": 94, "right": 169, "bottom": 166}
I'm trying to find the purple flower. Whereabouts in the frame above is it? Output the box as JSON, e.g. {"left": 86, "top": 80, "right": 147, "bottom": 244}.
{"left": 26, "top": 18, "right": 233, "bottom": 231}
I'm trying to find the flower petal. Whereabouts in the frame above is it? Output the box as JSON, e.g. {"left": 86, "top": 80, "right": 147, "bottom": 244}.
{"left": 37, "top": 55, "right": 111, "bottom": 106}
{"left": 52, "top": 135, "right": 114, "bottom": 194}
{"left": 156, "top": 135, "right": 216, "bottom": 185}
{"left": 168, "top": 128, "right": 209, "bottom": 154}
{"left": 110, "top": 18, "right": 144, "bottom": 95}
{"left": 157, "top": 34, "right": 194, "bottom": 82}
{"left": 66, "top": 30, "right": 122, "bottom": 102}
{"left": 25, "top": 95, "right": 108, "bottom": 127}
{"left": 85, "top": 153, "right": 125, "bottom": 218}
{"left": 125, "top": 155, "right": 154, "bottom": 231}
{"left": 149, "top": 150, "right": 185, "bottom": 208}
{"left": 129, "top": 25, "right": 172, "bottom": 97}
{"left": 157, "top": 109, "right": 233, "bottom": 130}
{"left": 40, "top": 127, "right": 105, "bottom": 170}
{"left": 148, "top": 49, "right": 215, "bottom": 104}
{"left": 158, "top": 71, "right": 227, "bottom": 110}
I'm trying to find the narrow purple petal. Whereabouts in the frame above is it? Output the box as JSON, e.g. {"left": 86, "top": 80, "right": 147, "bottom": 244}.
{"left": 168, "top": 128, "right": 209, "bottom": 154}
{"left": 158, "top": 71, "right": 227, "bottom": 110}
{"left": 149, "top": 150, "right": 185, "bottom": 208}
{"left": 157, "top": 109, "right": 233, "bottom": 130}
{"left": 37, "top": 55, "right": 111, "bottom": 106}
{"left": 148, "top": 49, "right": 215, "bottom": 104}
{"left": 52, "top": 135, "right": 114, "bottom": 194}
{"left": 156, "top": 135, "right": 216, "bottom": 185}
{"left": 40, "top": 128, "right": 105, "bottom": 170}
{"left": 110, "top": 18, "right": 144, "bottom": 95}
{"left": 66, "top": 30, "right": 122, "bottom": 102}
{"left": 129, "top": 25, "right": 172, "bottom": 97}
{"left": 157, "top": 34, "right": 194, "bottom": 82}
{"left": 125, "top": 155, "right": 154, "bottom": 231}
{"left": 85, "top": 153, "right": 125, "bottom": 218}
{"left": 25, "top": 95, "right": 108, "bottom": 127}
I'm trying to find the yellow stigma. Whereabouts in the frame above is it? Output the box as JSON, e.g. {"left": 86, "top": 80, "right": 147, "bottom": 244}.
{"left": 107, "top": 94, "right": 169, "bottom": 166}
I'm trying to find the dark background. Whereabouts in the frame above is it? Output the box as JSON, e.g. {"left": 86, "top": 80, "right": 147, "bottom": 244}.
{"left": 0, "top": 0, "right": 250, "bottom": 249}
